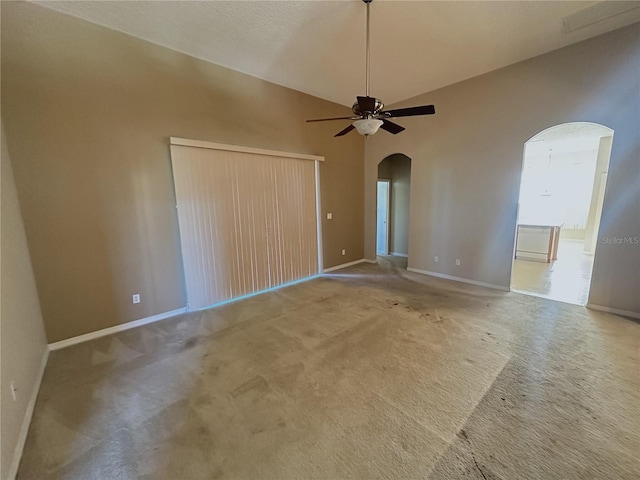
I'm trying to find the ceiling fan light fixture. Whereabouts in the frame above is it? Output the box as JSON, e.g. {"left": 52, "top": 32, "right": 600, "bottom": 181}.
{"left": 353, "top": 118, "right": 383, "bottom": 136}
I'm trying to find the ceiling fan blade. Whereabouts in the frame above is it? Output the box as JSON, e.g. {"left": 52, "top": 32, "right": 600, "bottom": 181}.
{"left": 381, "top": 105, "right": 436, "bottom": 118}
{"left": 380, "top": 119, "right": 405, "bottom": 135}
{"left": 334, "top": 124, "right": 356, "bottom": 137}
{"left": 357, "top": 96, "right": 377, "bottom": 114}
{"left": 306, "top": 116, "right": 358, "bottom": 123}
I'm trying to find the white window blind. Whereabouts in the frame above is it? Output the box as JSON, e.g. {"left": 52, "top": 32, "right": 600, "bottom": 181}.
{"left": 170, "top": 138, "right": 322, "bottom": 310}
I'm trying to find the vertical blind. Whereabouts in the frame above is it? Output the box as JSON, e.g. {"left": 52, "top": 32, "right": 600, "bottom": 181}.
{"left": 170, "top": 139, "right": 321, "bottom": 310}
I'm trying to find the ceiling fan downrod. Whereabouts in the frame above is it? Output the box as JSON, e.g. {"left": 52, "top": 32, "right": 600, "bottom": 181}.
{"left": 365, "top": 0, "right": 372, "bottom": 98}
{"left": 304, "top": 0, "right": 436, "bottom": 137}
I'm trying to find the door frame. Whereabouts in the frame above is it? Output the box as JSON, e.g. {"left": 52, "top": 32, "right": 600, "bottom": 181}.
{"left": 509, "top": 123, "right": 614, "bottom": 306}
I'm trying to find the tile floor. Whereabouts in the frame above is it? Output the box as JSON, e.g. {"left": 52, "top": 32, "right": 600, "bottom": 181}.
{"left": 511, "top": 239, "right": 594, "bottom": 305}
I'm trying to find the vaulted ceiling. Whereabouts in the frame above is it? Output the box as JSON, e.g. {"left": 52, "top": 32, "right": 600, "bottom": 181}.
{"left": 35, "top": 1, "right": 640, "bottom": 107}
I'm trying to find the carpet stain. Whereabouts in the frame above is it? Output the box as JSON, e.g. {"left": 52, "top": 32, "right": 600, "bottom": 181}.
{"left": 459, "top": 429, "right": 490, "bottom": 480}
{"left": 231, "top": 375, "right": 268, "bottom": 398}
{"left": 183, "top": 337, "right": 198, "bottom": 349}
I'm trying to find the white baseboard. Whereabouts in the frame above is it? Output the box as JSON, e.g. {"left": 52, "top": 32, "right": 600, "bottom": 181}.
{"left": 390, "top": 252, "right": 409, "bottom": 258}
{"left": 192, "top": 275, "right": 320, "bottom": 312}
{"left": 586, "top": 303, "right": 640, "bottom": 320}
{"left": 407, "top": 267, "right": 510, "bottom": 292}
{"left": 364, "top": 259, "right": 377, "bottom": 264}
{"left": 8, "top": 347, "right": 49, "bottom": 480}
{"left": 48, "top": 307, "right": 188, "bottom": 351}
{"left": 323, "top": 258, "right": 368, "bottom": 273}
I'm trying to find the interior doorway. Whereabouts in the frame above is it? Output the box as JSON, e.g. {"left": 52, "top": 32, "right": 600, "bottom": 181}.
{"left": 511, "top": 122, "right": 613, "bottom": 306}
{"left": 377, "top": 154, "right": 412, "bottom": 259}
{"left": 376, "top": 180, "right": 390, "bottom": 255}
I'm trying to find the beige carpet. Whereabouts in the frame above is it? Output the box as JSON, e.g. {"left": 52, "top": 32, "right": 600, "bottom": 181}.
{"left": 18, "top": 257, "right": 640, "bottom": 479}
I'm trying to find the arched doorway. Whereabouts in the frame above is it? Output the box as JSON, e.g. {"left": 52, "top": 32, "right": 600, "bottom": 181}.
{"left": 377, "top": 154, "right": 412, "bottom": 263}
{"left": 511, "top": 122, "right": 614, "bottom": 305}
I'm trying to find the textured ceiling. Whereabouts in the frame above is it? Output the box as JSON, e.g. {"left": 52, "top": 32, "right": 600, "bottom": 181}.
{"left": 34, "top": 1, "right": 640, "bottom": 107}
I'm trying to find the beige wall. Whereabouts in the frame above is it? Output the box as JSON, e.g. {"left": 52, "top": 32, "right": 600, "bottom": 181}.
{"left": 1, "top": 2, "right": 364, "bottom": 342}
{"left": 365, "top": 23, "right": 640, "bottom": 314}
{"left": 389, "top": 155, "right": 411, "bottom": 256}
{"left": 584, "top": 136, "right": 613, "bottom": 254}
{"left": 1, "top": 123, "right": 49, "bottom": 479}
{"left": 377, "top": 160, "right": 391, "bottom": 179}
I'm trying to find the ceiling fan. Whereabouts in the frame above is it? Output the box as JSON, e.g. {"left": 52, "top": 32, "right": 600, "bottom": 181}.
{"left": 306, "top": 0, "right": 436, "bottom": 137}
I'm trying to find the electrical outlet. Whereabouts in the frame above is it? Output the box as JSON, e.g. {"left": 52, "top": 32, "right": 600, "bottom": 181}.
{"left": 341, "top": 249, "right": 346, "bottom": 256}
{"left": 455, "top": 259, "right": 461, "bottom": 266}
{"left": 132, "top": 294, "right": 141, "bottom": 304}
{"left": 327, "top": 213, "right": 333, "bottom": 220}
{"left": 10, "top": 381, "right": 17, "bottom": 401}
{"left": 434, "top": 256, "right": 439, "bottom": 263}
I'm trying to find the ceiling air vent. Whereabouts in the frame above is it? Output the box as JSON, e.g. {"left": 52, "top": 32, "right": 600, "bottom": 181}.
{"left": 562, "top": 1, "right": 640, "bottom": 33}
